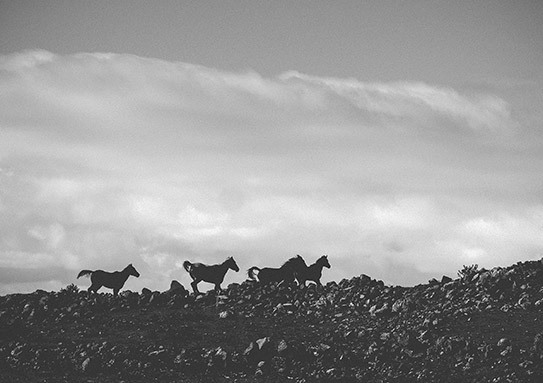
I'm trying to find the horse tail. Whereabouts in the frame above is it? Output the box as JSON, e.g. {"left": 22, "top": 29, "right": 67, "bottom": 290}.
{"left": 77, "top": 270, "right": 93, "bottom": 279}
{"left": 183, "top": 261, "right": 193, "bottom": 273}
{"left": 247, "top": 266, "right": 260, "bottom": 280}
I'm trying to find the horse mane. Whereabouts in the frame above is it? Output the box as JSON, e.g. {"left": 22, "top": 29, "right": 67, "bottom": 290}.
{"left": 282, "top": 255, "right": 306, "bottom": 268}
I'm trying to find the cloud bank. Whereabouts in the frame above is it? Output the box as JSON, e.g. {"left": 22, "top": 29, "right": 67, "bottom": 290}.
{"left": 1, "top": 50, "right": 542, "bottom": 294}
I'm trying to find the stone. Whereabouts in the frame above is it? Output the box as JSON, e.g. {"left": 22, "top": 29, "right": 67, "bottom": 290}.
{"left": 243, "top": 342, "right": 257, "bottom": 363}
{"left": 277, "top": 339, "right": 289, "bottom": 355}
{"left": 81, "top": 357, "right": 96, "bottom": 373}
{"left": 218, "top": 310, "right": 233, "bottom": 319}
{"left": 532, "top": 332, "right": 543, "bottom": 359}
{"left": 3, "top": 255, "right": 543, "bottom": 381}
{"left": 168, "top": 280, "right": 188, "bottom": 297}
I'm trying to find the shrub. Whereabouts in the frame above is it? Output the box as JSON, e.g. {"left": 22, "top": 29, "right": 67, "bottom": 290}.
{"left": 60, "top": 283, "right": 80, "bottom": 295}
{"left": 457, "top": 264, "right": 479, "bottom": 280}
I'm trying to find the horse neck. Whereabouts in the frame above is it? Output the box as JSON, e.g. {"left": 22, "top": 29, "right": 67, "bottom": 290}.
{"left": 219, "top": 260, "right": 231, "bottom": 273}
{"left": 311, "top": 261, "right": 324, "bottom": 272}
{"left": 120, "top": 267, "right": 132, "bottom": 280}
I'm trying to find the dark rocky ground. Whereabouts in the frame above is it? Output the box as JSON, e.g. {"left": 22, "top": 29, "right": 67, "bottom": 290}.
{"left": 2, "top": 260, "right": 543, "bottom": 382}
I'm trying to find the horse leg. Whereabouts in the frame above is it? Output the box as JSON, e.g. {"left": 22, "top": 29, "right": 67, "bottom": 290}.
{"left": 191, "top": 280, "right": 200, "bottom": 294}
{"left": 88, "top": 283, "right": 100, "bottom": 293}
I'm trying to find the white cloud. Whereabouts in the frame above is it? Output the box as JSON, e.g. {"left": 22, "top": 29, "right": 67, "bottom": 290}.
{"left": 28, "top": 223, "right": 66, "bottom": 249}
{"left": 458, "top": 210, "right": 543, "bottom": 258}
{"left": 280, "top": 71, "right": 516, "bottom": 133}
{"left": 370, "top": 197, "right": 434, "bottom": 229}
{"left": 0, "top": 50, "right": 542, "bottom": 293}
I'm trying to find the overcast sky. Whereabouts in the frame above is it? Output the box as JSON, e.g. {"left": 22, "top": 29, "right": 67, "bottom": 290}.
{"left": 1, "top": 1, "right": 543, "bottom": 294}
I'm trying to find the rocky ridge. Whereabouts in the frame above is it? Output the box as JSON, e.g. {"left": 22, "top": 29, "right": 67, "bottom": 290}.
{"left": 1, "top": 259, "right": 543, "bottom": 382}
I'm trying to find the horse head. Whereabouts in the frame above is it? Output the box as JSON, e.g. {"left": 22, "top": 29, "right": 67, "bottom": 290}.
{"left": 319, "top": 255, "right": 331, "bottom": 269}
{"left": 226, "top": 257, "right": 240, "bottom": 272}
{"left": 126, "top": 263, "right": 140, "bottom": 277}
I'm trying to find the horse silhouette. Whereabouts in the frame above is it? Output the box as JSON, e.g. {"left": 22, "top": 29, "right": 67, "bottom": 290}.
{"left": 247, "top": 255, "right": 307, "bottom": 285}
{"left": 183, "top": 257, "right": 239, "bottom": 294}
{"left": 295, "top": 255, "right": 331, "bottom": 287}
{"left": 77, "top": 264, "right": 140, "bottom": 296}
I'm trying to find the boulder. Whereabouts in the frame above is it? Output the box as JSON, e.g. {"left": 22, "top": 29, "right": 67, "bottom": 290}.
{"left": 167, "top": 280, "right": 188, "bottom": 297}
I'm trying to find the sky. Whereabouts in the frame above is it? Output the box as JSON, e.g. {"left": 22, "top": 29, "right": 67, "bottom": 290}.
{"left": 1, "top": 1, "right": 543, "bottom": 294}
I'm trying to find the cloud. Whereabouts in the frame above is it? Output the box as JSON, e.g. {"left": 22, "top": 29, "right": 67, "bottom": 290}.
{"left": 0, "top": 50, "right": 541, "bottom": 294}
{"left": 280, "top": 71, "right": 516, "bottom": 133}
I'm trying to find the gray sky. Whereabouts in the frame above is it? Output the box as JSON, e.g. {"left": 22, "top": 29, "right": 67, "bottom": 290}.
{"left": 1, "top": 1, "right": 543, "bottom": 294}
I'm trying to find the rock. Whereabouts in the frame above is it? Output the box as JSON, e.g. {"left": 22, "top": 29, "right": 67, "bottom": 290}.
{"left": 243, "top": 337, "right": 275, "bottom": 365}
{"left": 243, "top": 342, "right": 257, "bottom": 364}
{"left": 81, "top": 357, "right": 96, "bottom": 373}
{"left": 256, "top": 337, "right": 273, "bottom": 355}
{"left": 392, "top": 298, "right": 414, "bottom": 314}
{"left": 173, "top": 349, "right": 187, "bottom": 366}
{"left": 532, "top": 332, "right": 543, "bottom": 360}
{"left": 496, "top": 338, "right": 511, "bottom": 353}
{"left": 517, "top": 295, "right": 532, "bottom": 310}
{"left": 317, "top": 343, "right": 331, "bottom": 354}
{"left": 206, "top": 347, "right": 228, "bottom": 369}
{"left": 277, "top": 339, "right": 289, "bottom": 355}
{"left": 148, "top": 348, "right": 167, "bottom": 359}
{"left": 148, "top": 291, "right": 162, "bottom": 305}
{"left": 3, "top": 256, "right": 543, "bottom": 381}
{"left": 398, "top": 331, "right": 426, "bottom": 356}
{"left": 218, "top": 310, "right": 233, "bottom": 319}
{"left": 371, "top": 302, "right": 390, "bottom": 317}
{"left": 167, "top": 280, "right": 188, "bottom": 297}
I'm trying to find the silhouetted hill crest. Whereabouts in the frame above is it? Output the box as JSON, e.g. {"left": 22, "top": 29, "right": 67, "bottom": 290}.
{"left": 1, "top": 258, "right": 543, "bottom": 382}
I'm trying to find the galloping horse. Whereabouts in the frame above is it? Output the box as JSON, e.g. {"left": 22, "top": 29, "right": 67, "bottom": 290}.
{"left": 183, "top": 257, "right": 239, "bottom": 294}
{"left": 77, "top": 264, "right": 140, "bottom": 296}
{"left": 247, "top": 255, "right": 307, "bottom": 285}
{"left": 295, "top": 255, "right": 331, "bottom": 287}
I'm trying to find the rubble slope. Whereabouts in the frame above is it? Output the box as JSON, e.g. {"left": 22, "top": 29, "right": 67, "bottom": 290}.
{"left": 1, "top": 259, "right": 543, "bottom": 382}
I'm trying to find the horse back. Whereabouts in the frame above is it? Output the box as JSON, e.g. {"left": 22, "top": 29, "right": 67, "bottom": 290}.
{"left": 91, "top": 270, "right": 124, "bottom": 288}
{"left": 190, "top": 263, "right": 227, "bottom": 283}
{"left": 187, "top": 262, "right": 205, "bottom": 277}
{"left": 259, "top": 267, "right": 294, "bottom": 284}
